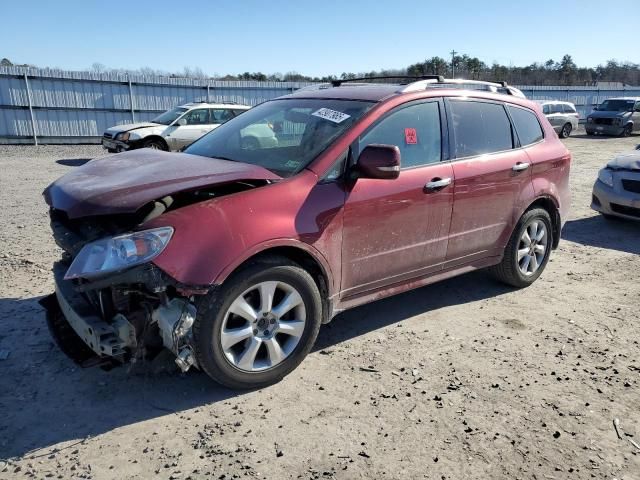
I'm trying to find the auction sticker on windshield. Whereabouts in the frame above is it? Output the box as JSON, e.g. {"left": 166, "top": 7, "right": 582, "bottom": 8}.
{"left": 312, "top": 108, "right": 351, "bottom": 124}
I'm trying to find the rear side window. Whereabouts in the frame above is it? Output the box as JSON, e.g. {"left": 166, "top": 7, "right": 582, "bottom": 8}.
{"left": 449, "top": 100, "right": 513, "bottom": 158}
{"left": 562, "top": 104, "right": 576, "bottom": 113}
{"left": 508, "top": 106, "right": 544, "bottom": 146}
{"left": 359, "top": 101, "right": 442, "bottom": 169}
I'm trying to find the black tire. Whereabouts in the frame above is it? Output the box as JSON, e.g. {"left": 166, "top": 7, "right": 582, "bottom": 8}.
{"left": 193, "top": 257, "right": 322, "bottom": 389}
{"left": 241, "top": 136, "right": 260, "bottom": 150}
{"left": 621, "top": 124, "right": 633, "bottom": 137}
{"left": 144, "top": 138, "right": 168, "bottom": 150}
{"left": 107, "top": 148, "right": 117, "bottom": 153}
{"left": 41, "top": 294, "right": 97, "bottom": 365}
{"left": 560, "top": 123, "right": 572, "bottom": 138}
{"left": 489, "top": 208, "right": 553, "bottom": 288}
{"left": 586, "top": 130, "right": 595, "bottom": 136}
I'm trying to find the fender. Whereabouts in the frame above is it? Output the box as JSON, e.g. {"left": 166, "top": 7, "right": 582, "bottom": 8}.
{"left": 214, "top": 238, "right": 336, "bottom": 296}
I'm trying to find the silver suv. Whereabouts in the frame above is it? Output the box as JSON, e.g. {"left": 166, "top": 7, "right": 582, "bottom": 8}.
{"left": 538, "top": 101, "right": 579, "bottom": 138}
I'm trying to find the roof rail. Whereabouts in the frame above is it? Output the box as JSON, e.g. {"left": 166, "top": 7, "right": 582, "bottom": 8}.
{"left": 331, "top": 75, "right": 444, "bottom": 87}
{"left": 400, "top": 78, "right": 525, "bottom": 97}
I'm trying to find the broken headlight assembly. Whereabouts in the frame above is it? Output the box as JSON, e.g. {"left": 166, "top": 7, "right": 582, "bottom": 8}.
{"left": 64, "top": 227, "right": 174, "bottom": 280}
{"left": 597, "top": 168, "right": 614, "bottom": 188}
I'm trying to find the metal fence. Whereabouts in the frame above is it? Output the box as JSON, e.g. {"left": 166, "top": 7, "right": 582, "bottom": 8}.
{"left": 1, "top": 66, "right": 639, "bottom": 144}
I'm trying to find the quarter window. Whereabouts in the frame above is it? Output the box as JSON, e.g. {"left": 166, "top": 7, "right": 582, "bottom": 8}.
{"left": 359, "top": 102, "right": 442, "bottom": 169}
{"left": 449, "top": 100, "right": 513, "bottom": 158}
{"left": 562, "top": 104, "right": 576, "bottom": 114}
{"left": 508, "top": 106, "right": 544, "bottom": 146}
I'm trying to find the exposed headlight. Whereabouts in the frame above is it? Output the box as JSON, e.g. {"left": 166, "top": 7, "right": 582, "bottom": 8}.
{"left": 64, "top": 227, "right": 174, "bottom": 280}
{"left": 115, "top": 131, "right": 130, "bottom": 141}
{"left": 597, "top": 168, "right": 614, "bottom": 188}
{"left": 587, "top": 117, "right": 593, "bottom": 123}
{"left": 612, "top": 118, "right": 622, "bottom": 126}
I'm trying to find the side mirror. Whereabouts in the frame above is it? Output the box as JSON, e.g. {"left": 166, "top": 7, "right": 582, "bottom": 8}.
{"left": 356, "top": 144, "right": 400, "bottom": 180}
{"left": 592, "top": 106, "right": 599, "bottom": 111}
{"left": 175, "top": 118, "right": 187, "bottom": 126}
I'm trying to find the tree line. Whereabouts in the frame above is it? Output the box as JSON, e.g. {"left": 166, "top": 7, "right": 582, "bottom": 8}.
{"left": 2, "top": 54, "right": 640, "bottom": 85}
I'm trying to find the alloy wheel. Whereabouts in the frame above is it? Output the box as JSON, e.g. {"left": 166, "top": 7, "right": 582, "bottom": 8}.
{"left": 516, "top": 219, "right": 548, "bottom": 276}
{"left": 220, "top": 281, "right": 306, "bottom": 372}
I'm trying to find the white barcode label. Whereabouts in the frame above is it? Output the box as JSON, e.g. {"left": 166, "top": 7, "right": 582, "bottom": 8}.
{"left": 311, "top": 108, "right": 351, "bottom": 124}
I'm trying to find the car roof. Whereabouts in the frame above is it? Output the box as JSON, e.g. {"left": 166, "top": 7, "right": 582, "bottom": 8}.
{"left": 602, "top": 97, "right": 640, "bottom": 101}
{"left": 179, "top": 102, "right": 251, "bottom": 109}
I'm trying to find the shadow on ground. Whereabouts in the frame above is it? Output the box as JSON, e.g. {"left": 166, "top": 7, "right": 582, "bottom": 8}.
{"left": 562, "top": 215, "right": 640, "bottom": 255}
{"left": 56, "top": 158, "right": 91, "bottom": 167}
{"left": 0, "top": 270, "right": 511, "bottom": 460}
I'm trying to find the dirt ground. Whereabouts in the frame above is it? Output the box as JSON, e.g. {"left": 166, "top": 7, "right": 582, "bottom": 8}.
{"left": 1, "top": 131, "right": 639, "bottom": 480}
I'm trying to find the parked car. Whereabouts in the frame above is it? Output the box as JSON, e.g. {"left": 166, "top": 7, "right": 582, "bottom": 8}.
{"left": 592, "top": 148, "right": 640, "bottom": 220}
{"left": 537, "top": 101, "right": 579, "bottom": 138}
{"left": 585, "top": 97, "right": 640, "bottom": 137}
{"left": 41, "top": 77, "right": 571, "bottom": 389}
{"left": 101, "top": 102, "right": 275, "bottom": 152}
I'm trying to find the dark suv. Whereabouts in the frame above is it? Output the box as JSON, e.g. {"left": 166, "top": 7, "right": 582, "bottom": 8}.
{"left": 42, "top": 77, "right": 571, "bottom": 389}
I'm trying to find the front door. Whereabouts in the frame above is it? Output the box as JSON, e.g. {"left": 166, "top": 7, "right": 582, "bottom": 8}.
{"left": 444, "top": 99, "right": 533, "bottom": 264}
{"left": 170, "top": 108, "right": 213, "bottom": 149}
{"left": 341, "top": 100, "right": 454, "bottom": 297}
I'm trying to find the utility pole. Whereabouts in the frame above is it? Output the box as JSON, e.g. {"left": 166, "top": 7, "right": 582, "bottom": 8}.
{"left": 450, "top": 49, "right": 457, "bottom": 78}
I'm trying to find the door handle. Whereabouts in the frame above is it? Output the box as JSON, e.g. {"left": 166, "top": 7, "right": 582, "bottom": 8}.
{"left": 512, "top": 162, "right": 530, "bottom": 172}
{"left": 425, "top": 177, "right": 452, "bottom": 191}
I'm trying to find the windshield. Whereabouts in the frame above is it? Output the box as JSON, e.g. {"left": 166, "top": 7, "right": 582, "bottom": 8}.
{"left": 152, "top": 107, "right": 188, "bottom": 125}
{"left": 184, "top": 99, "right": 374, "bottom": 177}
{"left": 598, "top": 100, "right": 635, "bottom": 112}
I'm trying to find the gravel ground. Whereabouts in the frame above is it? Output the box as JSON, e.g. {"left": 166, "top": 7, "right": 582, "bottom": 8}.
{"left": 0, "top": 133, "right": 639, "bottom": 480}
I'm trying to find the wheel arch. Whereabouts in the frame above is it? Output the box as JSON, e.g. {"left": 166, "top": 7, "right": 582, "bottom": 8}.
{"left": 216, "top": 243, "right": 335, "bottom": 323}
{"left": 524, "top": 196, "right": 561, "bottom": 249}
{"left": 142, "top": 135, "right": 169, "bottom": 150}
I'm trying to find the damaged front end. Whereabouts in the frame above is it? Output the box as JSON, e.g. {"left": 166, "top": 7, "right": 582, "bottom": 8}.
{"left": 40, "top": 206, "right": 212, "bottom": 373}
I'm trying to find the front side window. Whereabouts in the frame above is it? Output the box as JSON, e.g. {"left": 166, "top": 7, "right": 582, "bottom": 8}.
{"left": 358, "top": 101, "right": 442, "bottom": 169}
{"left": 151, "top": 107, "right": 188, "bottom": 125}
{"left": 542, "top": 104, "right": 551, "bottom": 115}
{"left": 449, "top": 100, "right": 513, "bottom": 158}
{"left": 182, "top": 109, "right": 210, "bottom": 125}
{"left": 185, "top": 99, "right": 373, "bottom": 177}
{"left": 508, "top": 105, "right": 544, "bottom": 146}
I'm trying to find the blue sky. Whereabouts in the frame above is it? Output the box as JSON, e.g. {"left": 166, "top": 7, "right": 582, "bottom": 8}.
{"left": 2, "top": 0, "right": 639, "bottom": 77}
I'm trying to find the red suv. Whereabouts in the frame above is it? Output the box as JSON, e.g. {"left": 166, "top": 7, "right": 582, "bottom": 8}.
{"left": 42, "top": 77, "right": 571, "bottom": 389}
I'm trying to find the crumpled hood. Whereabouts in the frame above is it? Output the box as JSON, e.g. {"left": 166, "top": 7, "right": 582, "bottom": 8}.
{"left": 43, "top": 149, "right": 281, "bottom": 218}
{"left": 607, "top": 152, "right": 640, "bottom": 171}
{"left": 105, "top": 122, "right": 158, "bottom": 133}
{"left": 589, "top": 110, "right": 630, "bottom": 119}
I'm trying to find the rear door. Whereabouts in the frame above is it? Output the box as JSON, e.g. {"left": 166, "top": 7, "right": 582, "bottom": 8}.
{"left": 546, "top": 103, "right": 564, "bottom": 132}
{"left": 443, "top": 99, "right": 533, "bottom": 266}
{"left": 633, "top": 101, "right": 640, "bottom": 132}
{"left": 341, "top": 100, "right": 454, "bottom": 296}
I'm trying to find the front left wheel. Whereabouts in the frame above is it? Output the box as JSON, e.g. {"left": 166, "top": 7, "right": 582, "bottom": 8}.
{"left": 193, "top": 257, "right": 322, "bottom": 389}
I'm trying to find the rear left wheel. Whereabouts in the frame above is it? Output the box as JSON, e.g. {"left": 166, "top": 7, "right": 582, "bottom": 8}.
{"left": 193, "top": 257, "right": 322, "bottom": 389}
{"left": 489, "top": 208, "right": 553, "bottom": 288}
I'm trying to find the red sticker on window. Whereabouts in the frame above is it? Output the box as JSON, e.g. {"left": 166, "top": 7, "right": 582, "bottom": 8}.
{"left": 405, "top": 128, "right": 418, "bottom": 144}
